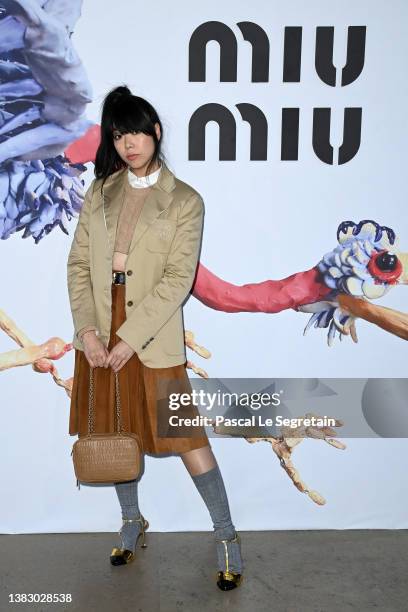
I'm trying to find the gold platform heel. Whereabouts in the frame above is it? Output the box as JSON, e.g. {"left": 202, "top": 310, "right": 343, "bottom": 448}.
{"left": 216, "top": 533, "right": 243, "bottom": 591}
{"left": 110, "top": 514, "right": 149, "bottom": 566}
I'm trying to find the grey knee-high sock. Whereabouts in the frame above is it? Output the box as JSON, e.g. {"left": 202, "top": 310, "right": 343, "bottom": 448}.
{"left": 191, "top": 464, "right": 243, "bottom": 573}
{"left": 114, "top": 478, "right": 143, "bottom": 552}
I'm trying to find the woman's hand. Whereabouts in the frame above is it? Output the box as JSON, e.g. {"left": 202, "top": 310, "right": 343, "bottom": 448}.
{"left": 82, "top": 331, "right": 110, "bottom": 368}
{"left": 106, "top": 340, "right": 135, "bottom": 373}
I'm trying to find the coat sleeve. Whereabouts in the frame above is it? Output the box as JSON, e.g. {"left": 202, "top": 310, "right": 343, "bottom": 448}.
{"left": 67, "top": 179, "right": 98, "bottom": 340}
{"left": 115, "top": 192, "right": 204, "bottom": 353}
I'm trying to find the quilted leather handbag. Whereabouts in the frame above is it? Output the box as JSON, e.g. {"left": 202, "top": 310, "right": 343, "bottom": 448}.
{"left": 71, "top": 366, "right": 142, "bottom": 488}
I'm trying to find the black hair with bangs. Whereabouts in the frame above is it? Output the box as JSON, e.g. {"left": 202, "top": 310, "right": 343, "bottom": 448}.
{"left": 94, "top": 85, "right": 166, "bottom": 187}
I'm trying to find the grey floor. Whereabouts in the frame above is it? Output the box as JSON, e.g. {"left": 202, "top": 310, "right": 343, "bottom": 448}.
{"left": 1, "top": 530, "right": 407, "bottom": 612}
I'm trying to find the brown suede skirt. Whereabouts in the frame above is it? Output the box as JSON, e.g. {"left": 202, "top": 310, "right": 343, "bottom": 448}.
{"left": 69, "top": 282, "right": 211, "bottom": 456}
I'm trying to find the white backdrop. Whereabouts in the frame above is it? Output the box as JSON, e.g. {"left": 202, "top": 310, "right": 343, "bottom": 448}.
{"left": 1, "top": 0, "right": 407, "bottom": 533}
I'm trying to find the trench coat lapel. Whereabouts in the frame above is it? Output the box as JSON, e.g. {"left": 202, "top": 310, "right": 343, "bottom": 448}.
{"left": 102, "top": 161, "right": 176, "bottom": 255}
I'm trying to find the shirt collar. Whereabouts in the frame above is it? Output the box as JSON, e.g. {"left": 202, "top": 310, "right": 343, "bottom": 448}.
{"left": 127, "top": 163, "right": 162, "bottom": 189}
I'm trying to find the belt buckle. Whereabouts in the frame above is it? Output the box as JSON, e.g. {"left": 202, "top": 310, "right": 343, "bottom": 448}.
{"left": 112, "top": 271, "right": 125, "bottom": 284}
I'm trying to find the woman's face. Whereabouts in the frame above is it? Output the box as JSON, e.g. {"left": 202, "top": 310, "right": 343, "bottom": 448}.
{"left": 112, "top": 122, "right": 161, "bottom": 173}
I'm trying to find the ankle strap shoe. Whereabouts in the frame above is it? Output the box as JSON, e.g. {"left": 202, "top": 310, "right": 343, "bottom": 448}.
{"left": 110, "top": 514, "right": 149, "bottom": 566}
{"left": 216, "top": 532, "right": 243, "bottom": 590}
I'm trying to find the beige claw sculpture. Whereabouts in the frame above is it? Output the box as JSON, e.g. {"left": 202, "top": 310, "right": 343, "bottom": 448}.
{"left": 0, "top": 308, "right": 73, "bottom": 394}
{"left": 213, "top": 411, "right": 345, "bottom": 505}
{"left": 184, "top": 330, "right": 211, "bottom": 378}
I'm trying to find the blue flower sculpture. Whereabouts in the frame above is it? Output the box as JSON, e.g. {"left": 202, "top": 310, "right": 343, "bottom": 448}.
{"left": 0, "top": 0, "right": 94, "bottom": 242}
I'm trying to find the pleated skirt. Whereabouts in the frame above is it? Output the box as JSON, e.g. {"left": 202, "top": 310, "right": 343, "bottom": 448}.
{"left": 69, "top": 282, "right": 211, "bottom": 456}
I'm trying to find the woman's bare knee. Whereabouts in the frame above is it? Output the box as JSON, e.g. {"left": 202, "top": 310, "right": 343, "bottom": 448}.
{"left": 180, "top": 446, "right": 217, "bottom": 476}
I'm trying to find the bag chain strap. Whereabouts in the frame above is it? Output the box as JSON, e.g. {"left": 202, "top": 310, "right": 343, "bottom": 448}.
{"left": 88, "top": 367, "right": 123, "bottom": 434}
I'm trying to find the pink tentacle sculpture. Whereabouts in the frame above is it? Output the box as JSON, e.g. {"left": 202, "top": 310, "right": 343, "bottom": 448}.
{"left": 192, "top": 263, "right": 332, "bottom": 314}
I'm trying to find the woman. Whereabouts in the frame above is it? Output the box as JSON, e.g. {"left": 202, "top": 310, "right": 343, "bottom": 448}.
{"left": 67, "top": 85, "right": 243, "bottom": 590}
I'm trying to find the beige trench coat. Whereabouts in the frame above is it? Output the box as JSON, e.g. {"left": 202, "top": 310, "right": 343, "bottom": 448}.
{"left": 66, "top": 162, "right": 204, "bottom": 368}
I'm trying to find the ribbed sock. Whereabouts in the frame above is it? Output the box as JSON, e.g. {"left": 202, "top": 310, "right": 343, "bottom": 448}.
{"left": 191, "top": 465, "right": 243, "bottom": 573}
{"left": 114, "top": 478, "right": 143, "bottom": 552}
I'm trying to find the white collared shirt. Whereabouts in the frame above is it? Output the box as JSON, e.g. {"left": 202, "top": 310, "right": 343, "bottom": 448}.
{"left": 127, "top": 163, "right": 162, "bottom": 189}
